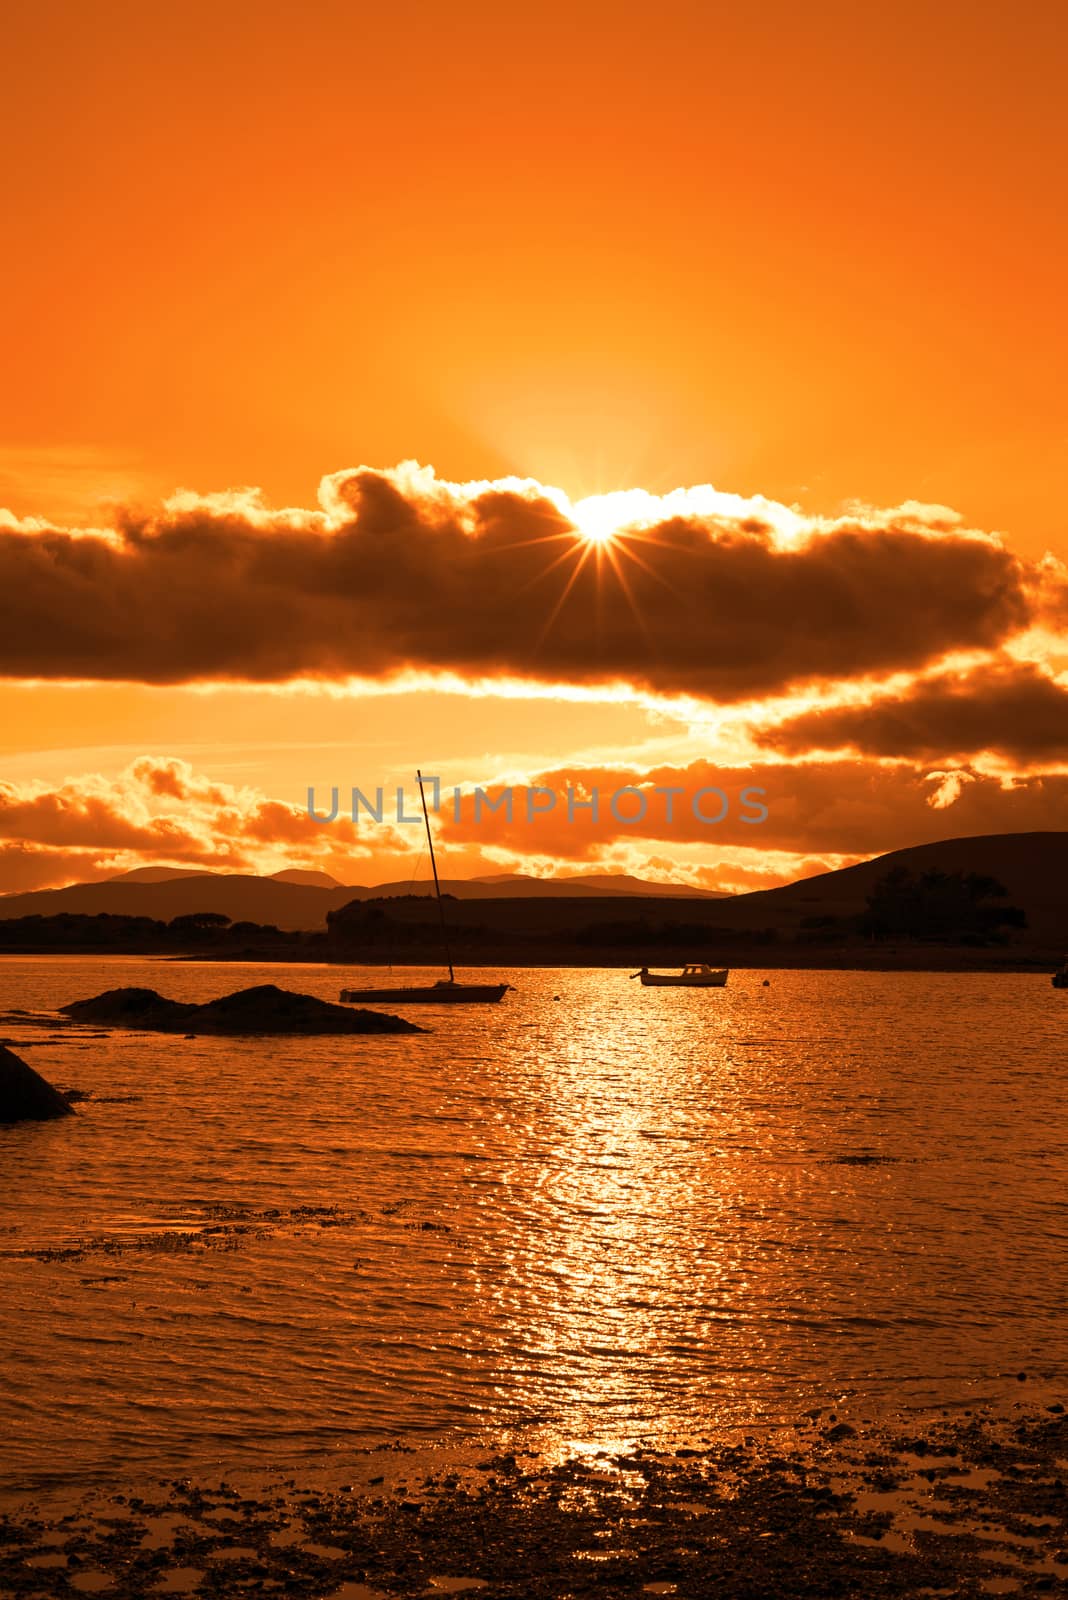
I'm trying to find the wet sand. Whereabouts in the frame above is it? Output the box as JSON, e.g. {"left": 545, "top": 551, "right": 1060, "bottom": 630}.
{"left": 4, "top": 1404, "right": 1068, "bottom": 1598}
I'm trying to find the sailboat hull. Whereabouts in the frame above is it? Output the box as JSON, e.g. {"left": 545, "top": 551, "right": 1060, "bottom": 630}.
{"left": 340, "top": 982, "right": 511, "bottom": 1005}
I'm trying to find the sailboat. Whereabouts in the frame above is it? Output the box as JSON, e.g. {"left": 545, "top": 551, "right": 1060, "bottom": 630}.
{"left": 339, "top": 771, "right": 512, "bottom": 1005}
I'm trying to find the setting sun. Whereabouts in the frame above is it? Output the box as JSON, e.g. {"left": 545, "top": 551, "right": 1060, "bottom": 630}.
{"left": 571, "top": 507, "right": 624, "bottom": 544}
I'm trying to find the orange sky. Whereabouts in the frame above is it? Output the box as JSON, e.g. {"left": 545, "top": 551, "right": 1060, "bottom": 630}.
{"left": 1, "top": 0, "right": 1066, "bottom": 896}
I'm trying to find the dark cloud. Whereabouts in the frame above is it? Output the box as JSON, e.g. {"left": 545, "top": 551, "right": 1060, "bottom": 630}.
{"left": 0, "top": 467, "right": 1033, "bottom": 697}
{"left": 759, "top": 661, "right": 1068, "bottom": 762}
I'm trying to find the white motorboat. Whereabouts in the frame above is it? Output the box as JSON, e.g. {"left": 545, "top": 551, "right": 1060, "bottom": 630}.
{"left": 630, "top": 963, "right": 728, "bottom": 987}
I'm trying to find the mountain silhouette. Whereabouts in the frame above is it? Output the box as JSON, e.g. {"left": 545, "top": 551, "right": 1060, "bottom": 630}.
{"left": 0, "top": 867, "right": 725, "bottom": 930}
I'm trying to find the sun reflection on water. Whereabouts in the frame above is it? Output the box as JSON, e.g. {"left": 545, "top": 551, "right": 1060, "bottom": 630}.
{"left": 1, "top": 960, "right": 1067, "bottom": 1486}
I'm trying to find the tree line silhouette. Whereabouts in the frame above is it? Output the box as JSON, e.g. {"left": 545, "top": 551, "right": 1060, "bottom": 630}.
{"left": 860, "top": 867, "right": 1026, "bottom": 944}
{"left": 0, "top": 871, "right": 1029, "bottom": 957}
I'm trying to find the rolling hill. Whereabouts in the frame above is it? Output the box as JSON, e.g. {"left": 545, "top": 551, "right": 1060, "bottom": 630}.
{"left": 706, "top": 830, "right": 1068, "bottom": 942}
{"left": 2, "top": 835, "right": 1062, "bottom": 952}
{"left": 0, "top": 867, "right": 724, "bottom": 930}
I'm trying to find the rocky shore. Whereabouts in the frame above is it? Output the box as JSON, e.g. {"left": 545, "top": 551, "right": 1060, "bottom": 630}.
{"left": 3, "top": 1404, "right": 1068, "bottom": 1597}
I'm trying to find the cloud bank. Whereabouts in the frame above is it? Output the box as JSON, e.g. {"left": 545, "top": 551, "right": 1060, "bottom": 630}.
{"left": 0, "top": 758, "right": 410, "bottom": 893}
{"left": 438, "top": 758, "right": 1068, "bottom": 859}
{"left": 0, "top": 464, "right": 1038, "bottom": 700}
{"left": 4, "top": 751, "right": 1067, "bottom": 896}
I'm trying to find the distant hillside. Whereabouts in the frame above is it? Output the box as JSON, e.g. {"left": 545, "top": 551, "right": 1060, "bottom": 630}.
{"left": 0, "top": 875, "right": 355, "bottom": 930}
{"left": 108, "top": 866, "right": 223, "bottom": 884}
{"left": 715, "top": 831, "right": 1068, "bottom": 941}
{"left": 316, "top": 831, "right": 1067, "bottom": 965}
{"left": 110, "top": 866, "right": 344, "bottom": 889}
{"left": 0, "top": 866, "right": 723, "bottom": 929}
{"left": 1, "top": 833, "right": 1064, "bottom": 966}
{"left": 326, "top": 831, "right": 1068, "bottom": 953}
{"left": 269, "top": 869, "right": 343, "bottom": 888}
{"left": 533, "top": 872, "right": 728, "bottom": 897}
{"left": 6, "top": 835, "right": 1062, "bottom": 945}
{"left": 369, "top": 871, "right": 726, "bottom": 899}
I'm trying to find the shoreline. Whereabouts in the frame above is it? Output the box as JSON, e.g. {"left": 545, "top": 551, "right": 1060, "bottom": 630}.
{"left": 4, "top": 1402, "right": 1068, "bottom": 1597}
{"left": 0, "top": 948, "right": 1063, "bottom": 973}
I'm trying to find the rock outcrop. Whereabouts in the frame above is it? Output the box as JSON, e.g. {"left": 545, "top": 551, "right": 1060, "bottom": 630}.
{"left": 60, "top": 986, "right": 196, "bottom": 1028}
{"left": 59, "top": 983, "right": 424, "bottom": 1035}
{"left": 0, "top": 1044, "right": 76, "bottom": 1123}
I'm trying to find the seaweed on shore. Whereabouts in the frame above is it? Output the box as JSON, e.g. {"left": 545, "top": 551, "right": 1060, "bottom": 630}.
{"left": 3, "top": 1406, "right": 1068, "bottom": 1598}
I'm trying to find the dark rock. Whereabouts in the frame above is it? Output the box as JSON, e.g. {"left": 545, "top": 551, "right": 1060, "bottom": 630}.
{"left": 0, "top": 1044, "right": 76, "bottom": 1123}
{"left": 184, "top": 984, "right": 425, "bottom": 1034}
{"left": 60, "top": 986, "right": 197, "bottom": 1027}
{"left": 60, "top": 983, "right": 424, "bottom": 1034}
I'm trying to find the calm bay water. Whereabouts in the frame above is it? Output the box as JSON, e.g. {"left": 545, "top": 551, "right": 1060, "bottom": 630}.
{"left": 1, "top": 957, "right": 1066, "bottom": 1491}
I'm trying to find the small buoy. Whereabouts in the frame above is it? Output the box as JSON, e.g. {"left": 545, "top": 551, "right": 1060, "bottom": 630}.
{"left": 553, "top": 994, "right": 561, "bottom": 1001}
{"left": 762, "top": 979, "right": 770, "bottom": 987}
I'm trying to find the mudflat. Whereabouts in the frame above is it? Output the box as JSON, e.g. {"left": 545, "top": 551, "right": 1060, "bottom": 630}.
{"left": 3, "top": 1404, "right": 1067, "bottom": 1597}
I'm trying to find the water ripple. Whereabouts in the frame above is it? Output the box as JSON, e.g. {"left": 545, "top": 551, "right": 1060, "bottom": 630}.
{"left": 0, "top": 957, "right": 1066, "bottom": 1486}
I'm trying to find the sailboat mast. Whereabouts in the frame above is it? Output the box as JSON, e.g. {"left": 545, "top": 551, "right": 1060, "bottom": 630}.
{"left": 416, "top": 769, "right": 454, "bottom": 983}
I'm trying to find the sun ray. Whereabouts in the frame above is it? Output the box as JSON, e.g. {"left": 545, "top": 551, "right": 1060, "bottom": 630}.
{"left": 534, "top": 540, "right": 598, "bottom": 651}
{"left": 480, "top": 528, "right": 579, "bottom": 557}
{"left": 508, "top": 534, "right": 592, "bottom": 600}
{"left": 583, "top": 533, "right": 646, "bottom": 634}
{"left": 609, "top": 532, "right": 687, "bottom": 599}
